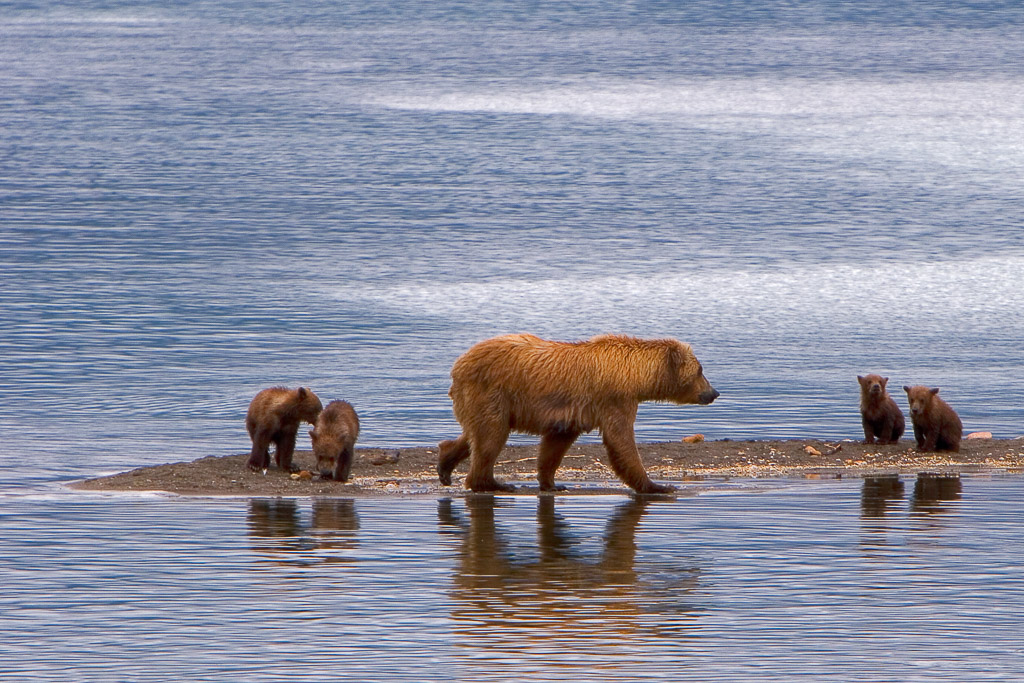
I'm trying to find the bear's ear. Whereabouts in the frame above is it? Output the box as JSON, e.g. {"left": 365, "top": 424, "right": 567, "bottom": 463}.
{"left": 666, "top": 341, "right": 695, "bottom": 374}
{"left": 930, "top": 387, "right": 940, "bottom": 395}
{"left": 857, "top": 375, "right": 865, "bottom": 384}
{"left": 298, "top": 387, "right": 308, "bottom": 399}
{"left": 903, "top": 386, "right": 911, "bottom": 393}
{"left": 880, "top": 377, "right": 889, "bottom": 387}
{"left": 664, "top": 343, "right": 681, "bottom": 373}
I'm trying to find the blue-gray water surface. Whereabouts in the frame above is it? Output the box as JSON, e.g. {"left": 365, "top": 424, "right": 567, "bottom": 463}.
{"left": 2, "top": 1, "right": 1023, "bottom": 679}
{"left": 2, "top": 478, "right": 1023, "bottom": 681}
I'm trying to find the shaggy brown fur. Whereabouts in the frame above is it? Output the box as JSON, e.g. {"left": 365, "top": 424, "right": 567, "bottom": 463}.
{"left": 246, "top": 386, "right": 323, "bottom": 472}
{"left": 857, "top": 374, "right": 905, "bottom": 444}
{"left": 310, "top": 400, "right": 360, "bottom": 481}
{"left": 903, "top": 385, "right": 962, "bottom": 452}
{"left": 437, "top": 333, "right": 719, "bottom": 494}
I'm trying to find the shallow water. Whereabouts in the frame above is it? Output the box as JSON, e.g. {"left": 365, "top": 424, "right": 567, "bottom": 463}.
{"left": 2, "top": 476, "right": 1022, "bottom": 681}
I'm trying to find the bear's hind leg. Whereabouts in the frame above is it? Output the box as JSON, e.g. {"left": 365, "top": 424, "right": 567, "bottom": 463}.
{"left": 537, "top": 428, "right": 580, "bottom": 492}
{"left": 247, "top": 432, "right": 272, "bottom": 471}
{"left": 437, "top": 435, "right": 471, "bottom": 485}
{"left": 465, "top": 427, "right": 514, "bottom": 492}
{"left": 274, "top": 430, "right": 298, "bottom": 472}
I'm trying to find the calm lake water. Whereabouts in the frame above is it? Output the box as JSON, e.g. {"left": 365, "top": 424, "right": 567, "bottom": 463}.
{"left": 2, "top": 477, "right": 1023, "bottom": 681}
{"left": 2, "top": 0, "right": 1023, "bottom": 679}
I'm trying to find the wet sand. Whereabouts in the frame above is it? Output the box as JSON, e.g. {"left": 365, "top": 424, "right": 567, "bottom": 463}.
{"left": 71, "top": 437, "right": 1024, "bottom": 497}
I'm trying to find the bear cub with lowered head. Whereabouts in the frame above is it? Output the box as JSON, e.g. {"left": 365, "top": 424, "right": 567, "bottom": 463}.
{"left": 310, "top": 400, "right": 360, "bottom": 482}
{"left": 438, "top": 333, "right": 719, "bottom": 494}
{"left": 857, "top": 374, "right": 905, "bottom": 444}
{"left": 903, "top": 385, "right": 962, "bottom": 452}
{"left": 246, "top": 386, "right": 323, "bottom": 472}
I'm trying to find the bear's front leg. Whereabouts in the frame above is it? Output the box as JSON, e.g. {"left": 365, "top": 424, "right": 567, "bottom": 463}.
{"left": 861, "top": 416, "right": 876, "bottom": 444}
{"left": 334, "top": 443, "right": 354, "bottom": 483}
{"left": 876, "top": 415, "right": 896, "bottom": 445}
{"left": 600, "top": 409, "right": 675, "bottom": 495}
{"left": 247, "top": 433, "right": 271, "bottom": 471}
{"left": 912, "top": 424, "right": 926, "bottom": 450}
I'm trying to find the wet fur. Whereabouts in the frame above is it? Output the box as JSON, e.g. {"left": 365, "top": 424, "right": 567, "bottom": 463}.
{"left": 438, "top": 334, "right": 719, "bottom": 494}
{"left": 903, "top": 385, "right": 962, "bottom": 452}
{"left": 857, "top": 374, "right": 905, "bottom": 444}
{"left": 245, "top": 386, "right": 323, "bottom": 472}
{"left": 310, "top": 400, "right": 360, "bottom": 481}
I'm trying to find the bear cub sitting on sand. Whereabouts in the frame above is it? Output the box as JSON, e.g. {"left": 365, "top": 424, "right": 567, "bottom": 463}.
{"left": 903, "top": 385, "right": 962, "bottom": 452}
{"left": 310, "top": 400, "right": 360, "bottom": 482}
{"left": 857, "top": 374, "right": 905, "bottom": 444}
{"left": 246, "top": 386, "right": 323, "bottom": 472}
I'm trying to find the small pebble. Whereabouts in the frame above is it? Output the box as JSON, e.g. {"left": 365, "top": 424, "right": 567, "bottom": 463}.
{"left": 371, "top": 449, "right": 401, "bottom": 466}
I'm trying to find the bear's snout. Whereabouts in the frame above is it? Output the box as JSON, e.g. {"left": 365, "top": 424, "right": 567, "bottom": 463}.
{"left": 698, "top": 387, "right": 720, "bottom": 405}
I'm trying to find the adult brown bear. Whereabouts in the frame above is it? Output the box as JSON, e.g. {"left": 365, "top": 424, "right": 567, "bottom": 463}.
{"left": 437, "top": 334, "right": 719, "bottom": 494}
{"left": 245, "top": 386, "right": 323, "bottom": 472}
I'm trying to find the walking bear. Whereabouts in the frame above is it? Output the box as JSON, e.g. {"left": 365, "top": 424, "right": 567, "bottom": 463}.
{"left": 438, "top": 333, "right": 719, "bottom": 494}
{"left": 310, "top": 400, "right": 360, "bottom": 482}
{"left": 246, "top": 386, "right": 323, "bottom": 472}
{"left": 857, "top": 374, "right": 905, "bottom": 444}
{"left": 903, "top": 385, "right": 962, "bottom": 452}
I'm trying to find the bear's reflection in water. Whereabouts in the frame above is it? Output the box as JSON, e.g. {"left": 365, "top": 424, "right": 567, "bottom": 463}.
{"left": 438, "top": 495, "right": 700, "bottom": 653}
{"left": 861, "top": 475, "right": 906, "bottom": 519}
{"left": 247, "top": 498, "right": 360, "bottom": 565}
{"left": 861, "top": 474, "right": 963, "bottom": 519}
{"left": 861, "top": 474, "right": 964, "bottom": 548}
{"left": 910, "top": 474, "right": 962, "bottom": 515}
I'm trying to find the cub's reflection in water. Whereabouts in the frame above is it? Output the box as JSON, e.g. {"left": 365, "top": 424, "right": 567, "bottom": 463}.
{"left": 861, "top": 475, "right": 906, "bottom": 519}
{"left": 861, "top": 474, "right": 965, "bottom": 549}
{"left": 910, "top": 474, "right": 962, "bottom": 515}
{"left": 248, "top": 498, "right": 360, "bottom": 565}
{"left": 438, "top": 495, "right": 700, "bottom": 659}
{"left": 861, "top": 473, "right": 964, "bottom": 519}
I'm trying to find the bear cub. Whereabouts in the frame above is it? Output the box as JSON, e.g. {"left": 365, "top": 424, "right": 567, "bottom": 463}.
{"left": 310, "top": 400, "right": 360, "bottom": 482}
{"left": 857, "top": 374, "right": 905, "bottom": 444}
{"left": 246, "top": 386, "right": 323, "bottom": 472}
{"left": 903, "top": 385, "right": 962, "bottom": 452}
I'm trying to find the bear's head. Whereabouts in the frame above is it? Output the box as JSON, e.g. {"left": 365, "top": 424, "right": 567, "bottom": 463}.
{"left": 309, "top": 428, "right": 353, "bottom": 482}
{"left": 665, "top": 341, "right": 719, "bottom": 405}
{"left": 295, "top": 387, "right": 323, "bottom": 423}
{"left": 858, "top": 374, "right": 889, "bottom": 399}
{"left": 903, "top": 385, "right": 940, "bottom": 418}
